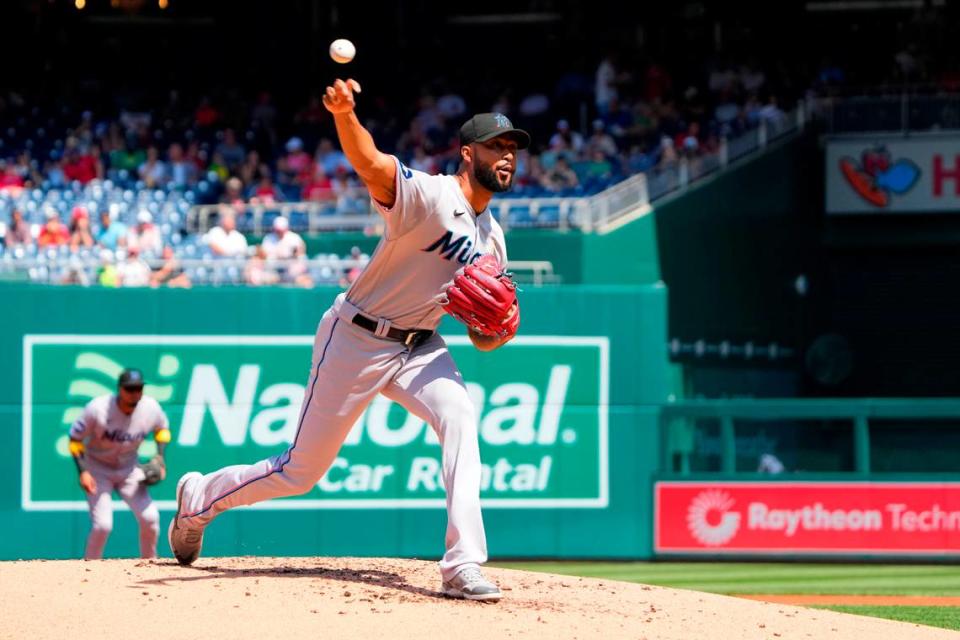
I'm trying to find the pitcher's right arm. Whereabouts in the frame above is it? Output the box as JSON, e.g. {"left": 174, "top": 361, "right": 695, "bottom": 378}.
{"left": 324, "top": 78, "right": 397, "bottom": 207}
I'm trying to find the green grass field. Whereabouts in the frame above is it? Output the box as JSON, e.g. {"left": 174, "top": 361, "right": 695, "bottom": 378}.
{"left": 490, "top": 562, "right": 960, "bottom": 631}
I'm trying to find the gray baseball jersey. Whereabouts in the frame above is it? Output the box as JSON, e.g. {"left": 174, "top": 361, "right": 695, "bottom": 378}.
{"left": 347, "top": 157, "right": 507, "bottom": 329}
{"left": 176, "top": 157, "right": 507, "bottom": 581}
{"left": 69, "top": 394, "right": 169, "bottom": 469}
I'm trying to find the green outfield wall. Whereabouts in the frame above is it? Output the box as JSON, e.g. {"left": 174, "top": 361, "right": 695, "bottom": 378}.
{"left": 2, "top": 283, "right": 671, "bottom": 561}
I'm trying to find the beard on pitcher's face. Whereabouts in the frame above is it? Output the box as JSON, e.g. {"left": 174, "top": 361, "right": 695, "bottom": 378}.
{"left": 473, "top": 158, "right": 513, "bottom": 193}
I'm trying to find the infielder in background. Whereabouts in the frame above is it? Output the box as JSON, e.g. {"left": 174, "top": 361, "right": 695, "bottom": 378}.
{"left": 169, "top": 77, "right": 526, "bottom": 601}
{"left": 69, "top": 368, "right": 170, "bottom": 559}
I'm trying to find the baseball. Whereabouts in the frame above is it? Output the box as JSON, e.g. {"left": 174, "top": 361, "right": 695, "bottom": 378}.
{"left": 329, "top": 38, "right": 356, "bottom": 64}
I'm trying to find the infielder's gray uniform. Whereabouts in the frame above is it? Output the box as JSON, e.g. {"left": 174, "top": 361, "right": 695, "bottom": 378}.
{"left": 70, "top": 395, "right": 169, "bottom": 559}
{"left": 176, "top": 157, "right": 506, "bottom": 581}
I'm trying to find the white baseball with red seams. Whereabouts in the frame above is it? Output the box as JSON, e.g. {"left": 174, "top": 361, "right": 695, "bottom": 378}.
{"left": 173, "top": 156, "right": 507, "bottom": 582}
{"left": 329, "top": 39, "right": 356, "bottom": 64}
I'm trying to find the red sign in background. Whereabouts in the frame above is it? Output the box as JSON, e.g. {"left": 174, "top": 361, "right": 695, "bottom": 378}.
{"left": 655, "top": 482, "right": 960, "bottom": 554}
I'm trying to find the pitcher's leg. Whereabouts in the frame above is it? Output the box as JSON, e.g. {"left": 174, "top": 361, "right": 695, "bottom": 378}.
{"left": 117, "top": 470, "right": 159, "bottom": 558}
{"left": 382, "top": 338, "right": 487, "bottom": 582}
{"left": 178, "top": 316, "right": 402, "bottom": 528}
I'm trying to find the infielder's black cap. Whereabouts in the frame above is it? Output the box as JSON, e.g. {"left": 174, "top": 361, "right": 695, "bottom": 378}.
{"left": 117, "top": 368, "right": 145, "bottom": 389}
{"left": 459, "top": 113, "right": 531, "bottom": 150}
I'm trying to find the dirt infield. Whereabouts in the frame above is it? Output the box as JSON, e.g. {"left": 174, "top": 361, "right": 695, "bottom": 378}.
{"left": 741, "top": 594, "right": 960, "bottom": 607}
{"left": 1, "top": 557, "right": 956, "bottom": 640}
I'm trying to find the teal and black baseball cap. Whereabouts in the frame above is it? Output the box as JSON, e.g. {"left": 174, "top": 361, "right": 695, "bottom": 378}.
{"left": 459, "top": 113, "right": 531, "bottom": 149}
{"left": 117, "top": 368, "right": 145, "bottom": 390}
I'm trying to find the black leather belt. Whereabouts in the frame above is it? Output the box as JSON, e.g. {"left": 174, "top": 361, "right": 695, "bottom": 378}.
{"left": 351, "top": 313, "right": 433, "bottom": 347}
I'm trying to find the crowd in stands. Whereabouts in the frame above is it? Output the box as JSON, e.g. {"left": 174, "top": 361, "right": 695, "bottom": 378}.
{"left": 2, "top": 201, "right": 369, "bottom": 288}
{"left": 0, "top": 49, "right": 796, "bottom": 199}
{"left": 0, "top": 49, "right": 819, "bottom": 286}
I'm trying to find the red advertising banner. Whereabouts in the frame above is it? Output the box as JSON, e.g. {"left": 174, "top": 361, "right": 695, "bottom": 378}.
{"left": 655, "top": 482, "right": 960, "bottom": 555}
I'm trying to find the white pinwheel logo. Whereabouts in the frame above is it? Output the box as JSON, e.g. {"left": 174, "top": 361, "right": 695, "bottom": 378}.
{"left": 687, "top": 490, "right": 741, "bottom": 546}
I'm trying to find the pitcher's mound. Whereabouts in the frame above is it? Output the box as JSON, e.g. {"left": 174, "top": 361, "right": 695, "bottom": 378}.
{"left": 0, "top": 557, "right": 953, "bottom": 640}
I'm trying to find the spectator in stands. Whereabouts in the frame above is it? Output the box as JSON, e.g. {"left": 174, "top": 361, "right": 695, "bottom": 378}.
{"left": 69, "top": 207, "right": 95, "bottom": 251}
{"left": 0, "top": 160, "right": 25, "bottom": 195}
{"left": 605, "top": 97, "right": 638, "bottom": 140}
{"left": 14, "top": 150, "right": 42, "bottom": 188}
{"left": 4, "top": 209, "right": 32, "bottom": 248}
{"left": 207, "top": 151, "right": 229, "bottom": 183}
{"left": 250, "top": 168, "right": 281, "bottom": 205}
{"left": 657, "top": 136, "right": 679, "bottom": 170}
{"left": 167, "top": 142, "right": 197, "bottom": 189}
{"left": 203, "top": 207, "right": 248, "bottom": 258}
{"left": 549, "top": 119, "right": 585, "bottom": 155}
{"left": 626, "top": 143, "right": 657, "bottom": 174}
{"left": 314, "top": 137, "right": 350, "bottom": 177}
{"left": 43, "top": 152, "right": 68, "bottom": 188}
{"left": 97, "top": 209, "right": 127, "bottom": 251}
{"left": 595, "top": 52, "right": 622, "bottom": 116}
{"left": 281, "top": 137, "right": 313, "bottom": 181}
{"left": 61, "top": 257, "right": 91, "bottom": 286}
{"left": 261, "top": 216, "right": 305, "bottom": 261}
{"left": 283, "top": 244, "right": 314, "bottom": 288}
{"left": 63, "top": 143, "right": 103, "bottom": 185}
{"left": 237, "top": 152, "right": 261, "bottom": 189}
{"left": 586, "top": 119, "right": 618, "bottom": 157}
{"left": 118, "top": 246, "right": 151, "bottom": 287}
{"left": 675, "top": 122, "right": 701, "bottom": 155}
{"left": 150, "top": 245, "right": 191, "bottom": 288}
{"left": 515, "top": 154, "right": 546, "bottom": 192}
{"left": 541, "top": 156, "right": 580, "bottom": 192}
{"left": 331, "top": 167, "right": 364, "bottom": 214}
{"left": 127, "top": 210, "right": 162, "bottom": 256}
{"left": 243, "top": 244, "right": 279, "bottom": 286}
{"left": 302, "top": 165, "right": 334, "bottom": 202}
{"left": 759, "top": 95, "right": 786, "bottom": 129}
{"left": 220, "top": 176, "right": 246, "bottom": 208}
{"left": 214, "top": 128, "right": 246, "bottom": 173}
{"left": 757, "top": 453, "right": 786, "bottom": 475}
{"left": 138, "top": 146, "right": 167, "bottom": 189}
{"left": 743, "top": 94, "right": 763, "bottom": 127}
{"left": 340, "top": 245, "right": 366, "bottom": 287}
{"left": 38, "top": 209, "right": 70, "bottom": 248}
{"left": 109, "top": 134, "right": 145, "bottom": 176}
{"left": 581, "top": 149, "right": 615, "bottom": 184}
{"left": 713, "top": 90, "right": 741, "bottom": 133}
{"left": 97, "top": 250, "right": 120, "bottom": 287}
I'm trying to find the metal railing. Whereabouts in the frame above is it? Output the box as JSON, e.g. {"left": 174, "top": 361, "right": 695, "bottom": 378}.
{"left": 507, "top": 260, "right": 560, "bottom": 286}
{"left": 0, "top": 255, "right": 370, "bottom": 286}
{"left": 1, "top": 251, "right": 561, "bottom": 288}
{"left": 187, "top": 203, "right": 379, "bottom": 235}
{"left": 813, "top": 94, "right": 960, "bottom": 134}
{"left": 660, "top": 398, "right": 960, "bottom": 477}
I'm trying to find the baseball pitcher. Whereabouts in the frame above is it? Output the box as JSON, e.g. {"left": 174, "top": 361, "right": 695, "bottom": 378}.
{"left": 169, "top": 78, "right": 527, "bottom": 601}
{"left": 69, "top": 368, "right": 171, "bottom": 559}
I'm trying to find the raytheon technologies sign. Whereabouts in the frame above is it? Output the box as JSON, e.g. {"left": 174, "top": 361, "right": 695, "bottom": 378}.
{"left": 655, "top": 482, "right": 960, "bottom": 555}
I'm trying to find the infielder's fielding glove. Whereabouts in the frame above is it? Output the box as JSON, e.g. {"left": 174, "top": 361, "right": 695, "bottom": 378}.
{"left": 139, "top": 456, "right": 166, "bottom": 486}
{"left": 442, "top": 255, "right": 520, "bottom": 338}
